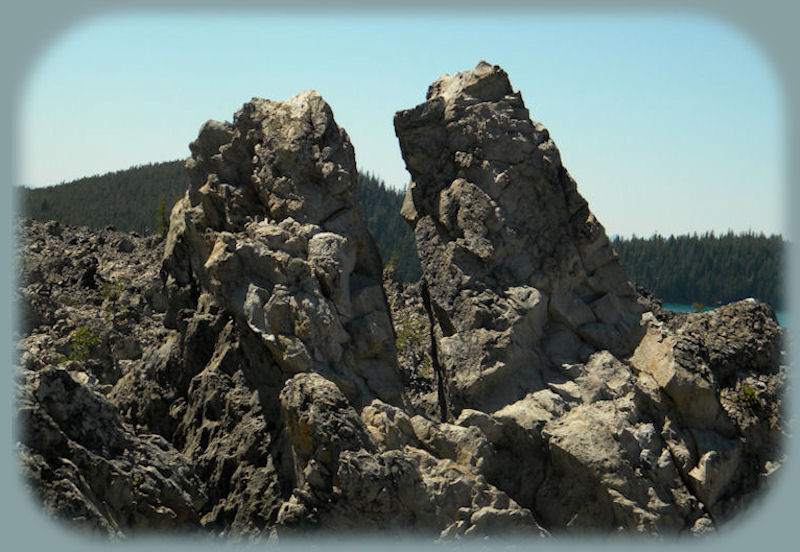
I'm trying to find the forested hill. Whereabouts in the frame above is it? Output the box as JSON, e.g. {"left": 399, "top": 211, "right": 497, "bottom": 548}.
{"left": 613, "top": 232, "right": 784, "bottom": 309}
{"left": 18, "top": 161, "right": 422, "bottom": 282}
{"left": 17, "top": 161, "right": 784, "bottom": 307}
{"left": 20, "top": 161, "right": 189, "bottom": 235}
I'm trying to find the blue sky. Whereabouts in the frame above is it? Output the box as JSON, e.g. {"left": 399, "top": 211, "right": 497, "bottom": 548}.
{"left": 18, "top": 12, "right": 784, "bottom": 238}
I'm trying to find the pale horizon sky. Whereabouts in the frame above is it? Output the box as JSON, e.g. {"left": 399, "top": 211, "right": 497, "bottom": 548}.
{"left": 17, "top": 12, "right": 785, "bottom": 239}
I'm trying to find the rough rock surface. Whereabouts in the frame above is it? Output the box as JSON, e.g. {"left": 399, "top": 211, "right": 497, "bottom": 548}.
{"left": 395, "top": 60, "right": 647, "bottom": 416}
{"left": 161, "top": 91, "right": 403, "bottom": 408}
{"left": 393, "top": 62, "right": 787, "bottom": 534}
{"left": 17, "top": 220, "right": 168, "bottom": 378}
{"left": 16, "top": 220, "right": 203, "bottom": 536}
{"left": 16, "top": 63, "right": 787, "bottom": 540}
{"left": 383, "top": 265, "right": 438, "bottom": 419}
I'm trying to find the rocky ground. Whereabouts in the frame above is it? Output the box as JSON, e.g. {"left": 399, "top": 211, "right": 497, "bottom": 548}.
{"left": 14, "top": 62, "right": 789, "bottom": 542}
{"left": 17, "top": 220, "right": 168, "bottom": 376}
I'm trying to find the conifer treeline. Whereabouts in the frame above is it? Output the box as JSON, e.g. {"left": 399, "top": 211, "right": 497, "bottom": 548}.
{"left": 18, "top": 160, "right": 784, "bottom": 307}
{"left": 356, "top": 172, "right": 421, "bottom": 282}
{"left": 612, "top": 232, "right": 784, "bottom": 309}
{"left": 20, "top": 161, "right": 187, "bottom": 235}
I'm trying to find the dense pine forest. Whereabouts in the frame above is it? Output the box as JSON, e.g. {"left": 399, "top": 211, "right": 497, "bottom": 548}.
{"left": 20, "top": 161, "right": 188, "bottom": 235}
{"left": 613, "top": 232, "right": 784, "bottom": 309}
{"left": 17, "top": 160, "right": 784, "bottom": 308}
{"left": 356, "top": 172, "right": 421, "bottom": 282}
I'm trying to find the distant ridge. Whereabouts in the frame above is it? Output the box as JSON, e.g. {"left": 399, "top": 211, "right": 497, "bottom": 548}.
{"left": 17, "top": 160, "right": 422, "bottom": 283}
{"left": 613, "top": 232, "right": 784, "bottom": 309}
{"left": 19, "top": 160, "right": 189, "bottom": 235}
{"left": 15, "top": 161, "right": 783, "bottom": 304}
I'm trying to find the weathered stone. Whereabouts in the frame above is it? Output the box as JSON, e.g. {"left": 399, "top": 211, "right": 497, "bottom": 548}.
{"left": 392, "top": 61, "right": 787, "bottom": 536}
{"left": 395, "top": 61, "right": 646, "bottom": 415}
{"left": 18, "top": 366, "right": 206, "bottom": 536}
{"left": 361, "top": 399, "right": 418, "bottom": 450}
{"left": 162, "top": 91, "right": 403, "bottom": 409}
{"left": 324, "top": 447, "right": 547, "bottom": 538}
{"left": 16, "top": 63, "right": 787, "bottom": 540}
{"left": 279, "top": 372, "right": 376, "bottom": 487}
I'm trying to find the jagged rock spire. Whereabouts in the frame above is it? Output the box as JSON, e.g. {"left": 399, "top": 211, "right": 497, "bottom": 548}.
{"left": 395, "top": 61, "right": 645, "bottom": 414}
{"left": 162, "top": 91, "right": 402, "bottom": 408}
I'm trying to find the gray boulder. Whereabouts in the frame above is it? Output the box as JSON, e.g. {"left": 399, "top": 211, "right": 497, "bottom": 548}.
{"left": 275, "top": 373, "right": 547, "bottom": 538}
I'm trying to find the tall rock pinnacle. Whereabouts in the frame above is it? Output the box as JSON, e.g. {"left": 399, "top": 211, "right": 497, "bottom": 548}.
{"left": 390, "top": 62, "right": 784, "bottom": 533}
{"left": 162, "top": 91, "right": 402, "bottom": 408}
{"left": 395, "top": 61, "right": 646, "bottom": 415}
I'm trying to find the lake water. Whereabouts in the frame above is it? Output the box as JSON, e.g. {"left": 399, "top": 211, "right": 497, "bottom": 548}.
{"left": 662, "top": 303, "right": 789, "bottom": 328}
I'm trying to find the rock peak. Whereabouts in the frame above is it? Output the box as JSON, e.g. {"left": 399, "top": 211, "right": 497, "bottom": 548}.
{"left": 426, "top": 60, "right": 513, "bottom": 103}
{"left": 163, "top": 91, "right": 402, "bottom": 409}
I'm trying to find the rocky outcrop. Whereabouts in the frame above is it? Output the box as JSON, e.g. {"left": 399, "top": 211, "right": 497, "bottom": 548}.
{"left": 112, "top": 91, "right": 414, "bottom": 534}
{"left": 16, "top": 63, "right": 787, "bottom": 540}
{"left": 161, "top": 91, "right": 402, "bottom": 408}
{"left": 393, "top": 62, "right": 786, "bottom": 534}
{"left": 17, "top": 220, "right": 167, "bottom": 379}
{"left": 16, "top": 220, "right": 204, "bottom": 536}
{"left": 18, "top": 89, "right": 546, "bottom": 538}
{"left": 630, "top": 300, "right": 785, "bottom": 521}
{"left": 395, "top": 60, "right": 646, "bottom": 416}
{"left": 275, "top": 373, "right": 545, "bottom": 537}
{"left": 18, "top": 366, "right": 206, "bottom": 536}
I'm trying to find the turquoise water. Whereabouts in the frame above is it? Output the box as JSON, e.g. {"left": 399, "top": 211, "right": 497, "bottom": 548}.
{"left": 662, "top": 302, "right": 789, "bottom": 328}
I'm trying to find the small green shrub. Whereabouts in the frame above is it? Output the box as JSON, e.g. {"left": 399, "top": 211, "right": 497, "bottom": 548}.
{"left": 419, "top": 356, "right": 433, "bottom": 379}
{"left": 385, "top": 250, "right": 400, "bottom": 270}
{"left": 55, "top": 293, "right": 78, "bottom": 307}
{"left": 396, "top": 314, "right": 427, "bottom": 351}
{"left": 101, "top": 279, "right": 127, "bottom": 322}
{"left": 736, "top": 383, "right": 764, "bottom": 411}
{"left": 395, "top": 314, "right": 432, "bottom": 378}
{"left": 66, "top": 326, "right": 99, "bottom": 362}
